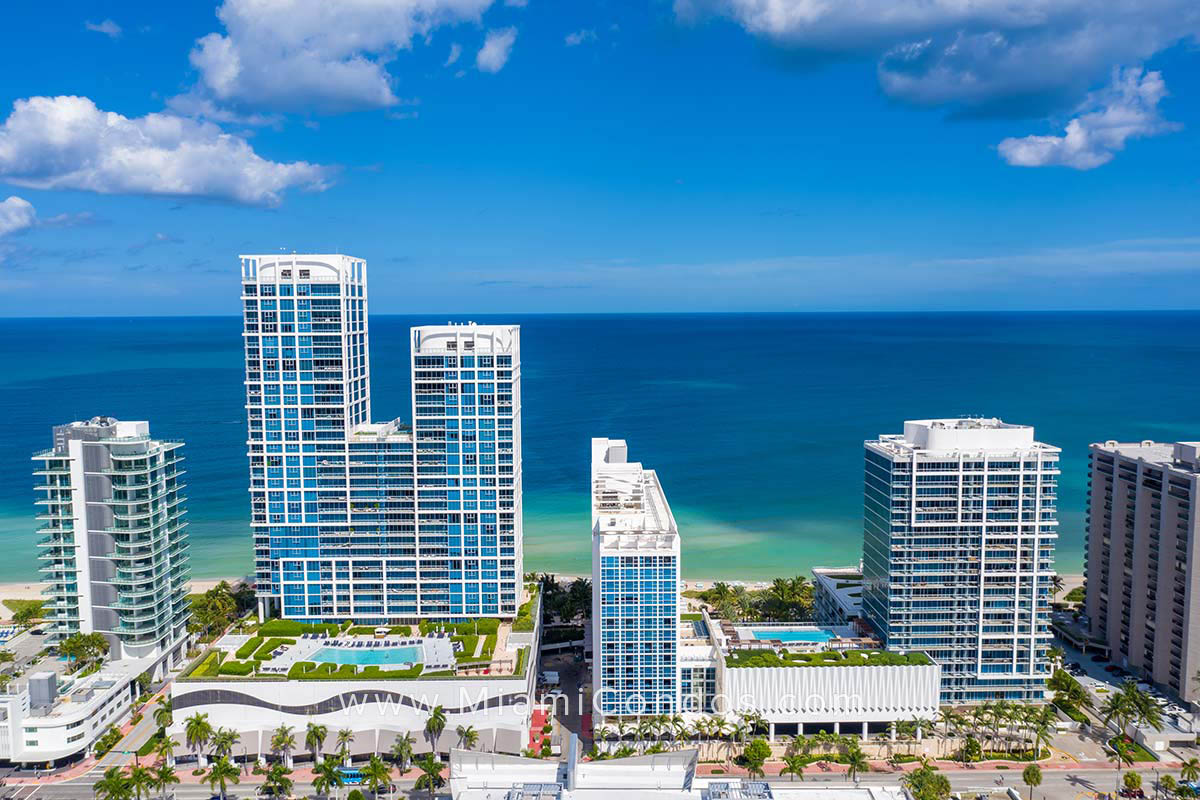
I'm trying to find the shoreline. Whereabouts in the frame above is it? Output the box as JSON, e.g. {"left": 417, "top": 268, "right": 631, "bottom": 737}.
{"left": 0, "top": 573, "right": 1086, "bottom": 604}
{"left": 0, "top": 576, "right": 254, "bottom": 603}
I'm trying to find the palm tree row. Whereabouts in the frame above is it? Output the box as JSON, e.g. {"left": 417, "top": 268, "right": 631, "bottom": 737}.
{"left": 180, "top": 702, "right": 461, "bottom": 772}
{"left": 935, "top": 702, "right": 1056, "bottom": 760}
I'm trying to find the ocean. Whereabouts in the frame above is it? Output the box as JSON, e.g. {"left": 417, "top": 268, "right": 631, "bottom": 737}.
{"left": 4, "top": 312, "right": 1200, "bottom": 585}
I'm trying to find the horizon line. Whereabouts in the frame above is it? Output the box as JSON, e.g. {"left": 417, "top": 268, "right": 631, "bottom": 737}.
{"left": 3, "top": 308, "right": 1200, "bottom": 321}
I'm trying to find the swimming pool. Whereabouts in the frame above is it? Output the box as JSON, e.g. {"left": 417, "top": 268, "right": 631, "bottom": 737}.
{"left": 749, "top": 628, "right": 833, "bottom": 643}
{"left": 311, "top": 645, "right": 423, "bottom": 666}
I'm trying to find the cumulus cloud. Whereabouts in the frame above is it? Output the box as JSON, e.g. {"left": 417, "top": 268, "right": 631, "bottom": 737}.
{"left": 190, "top": 0, "right": 494, "bottom": 113}
{"left": 676, "top": 0, "right": 1200, "bottom": 111}
{"left": 84, "top": 19, "right": 122, "bottom": 38}
{"left": 477, "top": 27, "right": 517, "bottom": 72}
{"left": 565, "top": 29, "right": 597, "bottom": 46}
{"left": 446, "top": 42, "right": 463, "bottom": 66}
{"left": 0, "top": 196, "right": 36, "bottom": 238}
{"left": 0, "top": 96, "right": 330, "bottom": 207}
{"left": 998, "top": 68, "right": 1180, "bottom": 169}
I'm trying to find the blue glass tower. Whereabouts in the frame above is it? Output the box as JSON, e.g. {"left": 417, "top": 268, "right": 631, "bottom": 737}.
{"left": 590, "top": 438, "right": 680, "bottom": 720}
{"left": 241, "top": 256, "right": 522, "bottom": 621}
{"left": 410, "top": 325, "right": 522, "bottom": 617}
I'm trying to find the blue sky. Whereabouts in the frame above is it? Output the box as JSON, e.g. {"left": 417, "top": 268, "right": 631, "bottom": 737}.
{"left": 0, "top": 0, "right": 1198, "bottom": 315}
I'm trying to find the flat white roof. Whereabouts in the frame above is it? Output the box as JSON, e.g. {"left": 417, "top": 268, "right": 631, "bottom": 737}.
{"left": 591, "top": 438, "right": 677, "bottom": 537}
{"left": 868, "top": 417, "right": 1058, "bottom": 457}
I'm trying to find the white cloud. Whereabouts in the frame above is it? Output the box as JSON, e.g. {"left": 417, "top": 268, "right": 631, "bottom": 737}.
{"left": 505, "top": 0, "right": 528, "bottom": 6}
{"left": 676, "top": 0, "right": 1199, "bottom": 110}
{"left": 446, "top": 42, "right": 463, "bottom": 66}
{"left": 84, "top": 19, "right": 122, "bottom": 38}
{"left": 0, "top": 96, "right": 330, "bottom": 207}
{"left": 998, "top": 68, "right": 1180, "bottom": 169}
{"left": 0, "top": 196, "right": 36, "bottom": 238}
{"left": 477, "top": 27, "right": 517, "bottom": 73}
{"left": 165, "top": 91, "right": 282, "bottom": 128}
{"left": 190, "top": 0, "right": 494, "bottom": 113}
{"left": 564, "top": 29, "right": 597, "bottom": 47}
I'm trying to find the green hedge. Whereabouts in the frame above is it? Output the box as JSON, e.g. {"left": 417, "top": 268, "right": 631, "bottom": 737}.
{"left": 252, "top": 637, "right": 296, "bottom": 661}
{"left": 189, "top": 650, "right": 224, "bottom": 677}
{"left": 286, "top": 660, "right": 424, "bottom": 680}
{"left": 258, "top": 619, "right": 339, "bottom": 637}
{"left": 726, "top": 648, "right": 932, "bottom": 669}
{"left": 219, "top": 659, "right": 255, "bottom": 676}
{"left": 235, "top": 637, "right": 264, "bottom": 660}
{"left": 454, "top": 635, "right": 480, "bottom": 662}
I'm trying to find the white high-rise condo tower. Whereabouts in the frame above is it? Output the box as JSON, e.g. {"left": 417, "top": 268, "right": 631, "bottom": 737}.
{"left": 33, "top": 417, "right": 191, "bottom": 663}
{"left": 862, "top": 418, "right": 1058, "bottom": 704}
{"left": 590, "top": 437, "right": 680, "bottom": 721}
{"left": 241, "top": 254, "right": 523, "bottom": 620}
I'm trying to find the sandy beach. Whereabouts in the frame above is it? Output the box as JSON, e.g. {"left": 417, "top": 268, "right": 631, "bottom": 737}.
{"left": 0, "top": 576, "right": 252, "bottom": 603}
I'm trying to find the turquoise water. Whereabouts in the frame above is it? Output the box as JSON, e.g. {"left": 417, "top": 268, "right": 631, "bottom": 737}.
{"left": 750, "top": 628, "right": 833, "bottom": 643}
{"left": 311, "top": 645, "right": 422, "bottom": 666}
{"left": 4, "top": 312, "right": 1200, "bottom": 584}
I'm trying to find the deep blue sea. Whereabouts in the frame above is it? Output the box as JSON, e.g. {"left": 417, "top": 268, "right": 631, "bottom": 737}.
{"left": 4, "top": 312, "right": 1200, "bottom": 585}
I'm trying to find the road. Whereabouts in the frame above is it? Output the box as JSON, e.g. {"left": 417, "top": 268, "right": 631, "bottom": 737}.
{"left": 4, "top": 764, "right": 1180, "bottom": 800}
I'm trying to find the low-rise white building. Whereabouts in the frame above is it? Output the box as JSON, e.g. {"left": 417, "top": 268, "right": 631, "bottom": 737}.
{"left": 0, "top": 660, "right": 146, "bottom": 767}
{"left": 450, "top": 744, "right": 908, "bottom": 800}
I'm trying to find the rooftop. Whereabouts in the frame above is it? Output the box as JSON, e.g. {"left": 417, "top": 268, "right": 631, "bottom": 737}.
{"left": 591, "top": 438, "right": 677, "bottom": 538}
{"left": 1092, "top": 439, "right": 1200, "bottom": 473}
{"left": 868, "top": 416, "right": 1059, "bottom": 457}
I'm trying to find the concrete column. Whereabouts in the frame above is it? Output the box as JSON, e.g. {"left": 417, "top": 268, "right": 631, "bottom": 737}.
{"left": 768, "top": 723, "right": 775, "bottom": 741}
{"left": 889, "top": 722, "right": 896, "bottom": 742}
{"left": 834, "top": 722, "right": 841, "bottom": 735}
{"left": 861, "top": 722, "right": 868, "bottom": 741}
{"left": 257, "top": 597, "right": 267, "bottom": 623}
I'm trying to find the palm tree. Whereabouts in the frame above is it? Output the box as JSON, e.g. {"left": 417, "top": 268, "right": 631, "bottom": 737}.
{"left": 779, "top": 754, "right": 806, "bottom": 782}
{"left": 391, "top": 732, "right": 416, "bottom": 773}
{"left": 425, "top": 705, "right": 447, "bottom": 754}
{"left": 312, "top": 757, "right": 345, "bottom": 799}
{"left": 414, "top": 753, "right": 445, "bottom": 800}
{"left": 153, "top": 697, "right": 173, "bottom": 734}
{"left": 456, "top": 724, "right": 479, "bottom": 751}
{"left": 1022, "top": 763, "right": 1043, "bottom": 800}
{"left": 336, "top": 728, "right": 355, "bottom": 766}
{"left": 154, "top": 735, "right": 176, "bottom": 768}
{"left": 1111, "top": 738, "right": 1135, "bottom": 794}
{"left": 151, "top": 761, "right": 179, "bottom": 800}
{"left": 93, "top": 767, "right": 134, "bottom": 800}
{"left": 362, "top": 753, "right": 392, "bottom": 796}
{"left": 262, "top": 761, "right": 294, "bottom": 798}
{"left": 211, "top": 728, "right": 239, "bottom": 760}
{"left": 846, "top": 747, "right": 869, "bottom": 784}
{"left": 184, "top": 712, "right": 213, "bottom": 768}
{"left": 205, "top": 756, "right": 241, "bottom": 800}
{"left": 1161, "top": 774, "right": 1179, "bottom": 798}
{"left": 271, "top": 724, "right": 296, "bottom": 768}
{"left": 128, "top": 765, "right": 154, "bottom": 800}
{"left": 1181, "top": 756, "right": 1200, "bottom": 783}
{"left": 1050, "top": 574, "right": 1065, "bottom": 600}
{"left": 306, "top": 721, "right": 329, "bottom": 764}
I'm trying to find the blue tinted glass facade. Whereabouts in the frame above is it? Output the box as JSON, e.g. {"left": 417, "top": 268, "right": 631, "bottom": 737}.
{"left": 242, "top": 258, "right": 521, "bottom": 621}
{"left": 596, "top": 554, "right": 678, "bottom": 717}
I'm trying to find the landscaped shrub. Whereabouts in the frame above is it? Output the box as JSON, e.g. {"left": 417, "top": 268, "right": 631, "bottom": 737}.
{"left": 251, "top": 637, "right": 296, "bottom": 661}
{"left": 219, "top": 659, "right": 255, "bottom": 676}
{"left": 475, "top": 618, "right": 500, "bottom": 635}
{"left": 235, "top": 637, "right": 264, "bottom": 660}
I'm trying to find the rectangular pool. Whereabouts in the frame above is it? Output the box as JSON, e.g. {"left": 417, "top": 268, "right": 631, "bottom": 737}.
{"left": 311, "top": 645, "right": 423, "bottom": 666}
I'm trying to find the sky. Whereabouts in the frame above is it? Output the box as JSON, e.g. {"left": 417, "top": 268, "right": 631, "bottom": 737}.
{"left": 0, "top": 0, "right": 1198, "bottom": 315}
